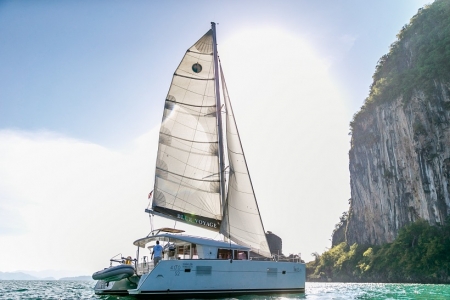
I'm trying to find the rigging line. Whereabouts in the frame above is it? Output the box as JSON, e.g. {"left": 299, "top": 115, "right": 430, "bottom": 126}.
{"left": 202, "top": 166, "right": 229, "bottom": 179}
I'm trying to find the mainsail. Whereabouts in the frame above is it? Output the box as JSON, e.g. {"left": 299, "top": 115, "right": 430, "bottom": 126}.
{"left": 151, "top": 29, "right": 222, "bottom": 230}
{"left": 150, "top": 24, "right": 271, "bottom": 257}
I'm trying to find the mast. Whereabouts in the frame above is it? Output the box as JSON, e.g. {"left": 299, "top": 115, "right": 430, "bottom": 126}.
{"left": 211, "top": 22, "right": 226, "bottom": 212}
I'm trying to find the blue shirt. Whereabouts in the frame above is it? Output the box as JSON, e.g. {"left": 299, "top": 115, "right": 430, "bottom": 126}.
{"left": 153, "top": 244, "right": 163, "bottom": 258}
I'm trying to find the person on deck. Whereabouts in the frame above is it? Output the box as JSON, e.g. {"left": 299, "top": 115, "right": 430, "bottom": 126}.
{"left": 151, "top": 240, "right": 163, "bottom": 266}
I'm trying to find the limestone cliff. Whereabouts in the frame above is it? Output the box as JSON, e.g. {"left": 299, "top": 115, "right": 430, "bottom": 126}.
{"left": 338, "top": 0, "right": 450, "bottom": 246}
{"left": 347, "top": 84, "right": 450, "bottom": 245}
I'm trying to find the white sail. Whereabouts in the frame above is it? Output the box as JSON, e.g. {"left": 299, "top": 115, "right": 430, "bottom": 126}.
{"left": 152, "top": 30, "right": 222, "bottom": 230}
{"left": 219, "top": 64, "right": 272, "bottom": 258}
{"left": 151, "top": 27, "right": 271, "bottom": 257}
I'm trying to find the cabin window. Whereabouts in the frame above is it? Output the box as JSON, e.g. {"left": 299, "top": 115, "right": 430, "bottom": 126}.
{"left": 183, "top": 245, "right": 190, "bottom": 259}
{"left": 176, "top": 244, "right": 198, "bottom": 259}
{"left": 177, "top": 245, "right": 190, "bottom": 259}
{"left": 217, "top": 249, "right": 232, "bottom": 259}
{"left": 237, "top": 251, "right": 248, "bottom": 260}
{"left": 192, "top": 244, "right": 198, "bottom": 259}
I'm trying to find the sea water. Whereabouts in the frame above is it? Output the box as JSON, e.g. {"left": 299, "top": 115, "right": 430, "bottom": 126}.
{"left": 1, "top": 281, "right": 450, "bottom": 299}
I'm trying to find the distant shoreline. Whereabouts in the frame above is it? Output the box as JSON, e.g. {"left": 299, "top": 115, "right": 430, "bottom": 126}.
{"left": 0, "top": 272, "right": 92, "bottom": 281}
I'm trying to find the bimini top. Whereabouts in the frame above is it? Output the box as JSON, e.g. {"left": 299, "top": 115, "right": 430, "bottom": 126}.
{"left": 133, "top": 233, "right": 250, "bottom": 251}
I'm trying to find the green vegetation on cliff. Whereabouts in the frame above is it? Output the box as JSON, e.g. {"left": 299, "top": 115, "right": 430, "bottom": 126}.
{"left": 350, "top": 0, "right": 450, "bottom": 133}
{"left": 308, "top": 219, "right": 450, "bottom": 283}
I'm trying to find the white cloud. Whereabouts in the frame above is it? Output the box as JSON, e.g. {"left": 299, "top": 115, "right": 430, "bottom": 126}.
{"left": 0, "top": 129, "right": 158, "bottom": 274}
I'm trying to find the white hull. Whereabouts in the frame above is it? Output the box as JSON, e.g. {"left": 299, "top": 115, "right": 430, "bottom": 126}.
{"left": 129, "top": 259, "right": 305, "bottom": 297}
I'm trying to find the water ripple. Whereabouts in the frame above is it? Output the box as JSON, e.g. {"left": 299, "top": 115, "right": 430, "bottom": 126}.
{"left": 1, "top": 281, "right": 450, "bottom": 299}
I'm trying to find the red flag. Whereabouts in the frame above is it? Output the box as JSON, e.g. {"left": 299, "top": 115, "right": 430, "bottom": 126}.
{"left": 148, "top": 191, "right": 153, "bottom": 199}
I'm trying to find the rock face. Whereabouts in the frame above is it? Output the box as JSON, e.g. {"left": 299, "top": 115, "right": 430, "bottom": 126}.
{"left": 346, "top": 85, "right": 450, "bottom": 245}
{"left": 340, "top": 0, "right": 450, "bottom": 246}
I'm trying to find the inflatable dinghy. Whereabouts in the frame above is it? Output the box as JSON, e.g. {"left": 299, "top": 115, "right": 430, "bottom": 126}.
{"left": 92, "top": 264, "right": 135, "bottom": 282}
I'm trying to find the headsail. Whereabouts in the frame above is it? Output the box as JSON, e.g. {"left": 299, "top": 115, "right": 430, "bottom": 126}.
{"left": 219, "top": 63, "right": 272, "bottom": 258}
{"left": 150, "top": 29, "right": 222, "bottom": 231}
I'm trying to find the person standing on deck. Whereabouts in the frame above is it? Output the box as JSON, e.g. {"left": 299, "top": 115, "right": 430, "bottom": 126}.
{"left": 151, "top": 240, "right": 163, "bottom": 265}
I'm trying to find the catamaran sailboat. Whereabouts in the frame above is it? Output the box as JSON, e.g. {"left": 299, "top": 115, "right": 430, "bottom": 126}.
{"left": 93, "top": 22, "right": 305, "bottom": 297}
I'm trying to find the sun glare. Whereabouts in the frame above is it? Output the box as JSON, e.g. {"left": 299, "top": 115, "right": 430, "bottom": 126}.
{"left": 219, "top": 28, "right": 350, "bottom": 260}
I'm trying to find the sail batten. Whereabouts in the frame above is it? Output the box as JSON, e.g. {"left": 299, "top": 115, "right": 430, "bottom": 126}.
{"left": 160, "top": 133, "right": 218, "bottom": 145}
{"left": 156, "top": 167, "right": 220, "bottom": 183}
{"left": 165, "top": 100, "right": 216, "bottom": 108}
{"left": 174, "top": 74, "right": 214, "bottom": 81}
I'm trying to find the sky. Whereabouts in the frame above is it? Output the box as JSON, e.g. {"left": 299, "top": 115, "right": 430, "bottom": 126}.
{"left": 0, "top": 0, "right": 432, "bottom": 277}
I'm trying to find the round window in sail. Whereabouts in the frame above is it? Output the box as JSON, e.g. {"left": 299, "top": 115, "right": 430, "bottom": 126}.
{"left": 192, "top": 63, "right": 202, "bottom": 73}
